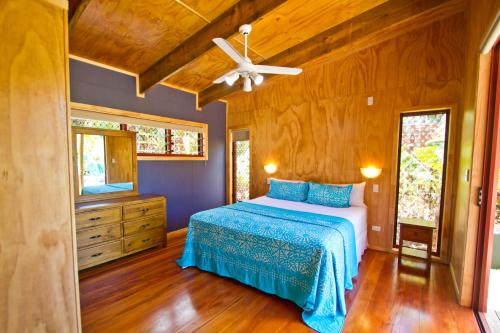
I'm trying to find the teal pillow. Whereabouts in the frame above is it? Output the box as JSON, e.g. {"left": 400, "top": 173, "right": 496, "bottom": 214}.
{"left": 267, "top": 180, "right": 309, "bottom": 202}
{"left": 306, "top": 182, "right": 352, "bottom": 208}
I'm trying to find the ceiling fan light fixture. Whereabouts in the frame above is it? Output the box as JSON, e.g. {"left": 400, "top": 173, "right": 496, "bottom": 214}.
{"left": 243, "top": 77, "right": 252, "bottom": 92}
{"left": 251, "top": 72, "right": 264, "bottom": 85}
{"left": 213, "top": 24, "right": 302, "bottom": 93}
{"left": 225, "top": 72, "right": 239, "bottom": 86}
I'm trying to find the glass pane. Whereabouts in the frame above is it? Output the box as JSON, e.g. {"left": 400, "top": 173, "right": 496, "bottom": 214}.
{"left": 234, "top": 140, "right": 250, "bottom": 202}
{"left": 81, "top": 134, "right": 106, "bottom": 187}
{"left": 395, "top": 112, "right": 447, "bottom": 253}
{"left": 488, "top": 170, "right": 500, "bottom": 312}
{"left": 171, "top": 129, "right": 200, "bottom": 155}
{"left": 127, "top": 124, "right": 166, "bottom": 155}
{"left": 72, "top": 118, "right": 120, "bottom": 130}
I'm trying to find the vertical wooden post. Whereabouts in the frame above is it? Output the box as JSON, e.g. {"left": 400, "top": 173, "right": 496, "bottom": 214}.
{"left": 0, "top": 1, "right": 80, "bottom": 332}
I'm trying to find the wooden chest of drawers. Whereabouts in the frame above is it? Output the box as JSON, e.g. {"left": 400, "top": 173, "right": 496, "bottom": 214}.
{"left": 75, "top": 194, "right": 166, "bottom": 270}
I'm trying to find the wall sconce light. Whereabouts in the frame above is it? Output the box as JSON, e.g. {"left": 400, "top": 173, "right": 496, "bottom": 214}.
{"left": 264, "top": 163, "right": 277, "bottom": 174}
{"left": 360, "top": 166, "right": 382, "bottom": 179}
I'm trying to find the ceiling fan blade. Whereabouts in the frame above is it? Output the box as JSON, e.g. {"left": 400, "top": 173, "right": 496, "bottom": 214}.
{"left": 253, "top": 65, "right": 302, "bottom": 75}
{"left": 213, "top": 38, "right": 246, "bottom": 64}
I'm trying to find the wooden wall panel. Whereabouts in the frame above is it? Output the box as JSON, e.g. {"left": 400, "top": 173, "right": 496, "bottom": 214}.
{"left": 450, "top": 0, "right": 500, "bottom": 306}
{"left": 227, "top": 14, "right": 465, "bottom": 254}
{"left": 0, "top": 0, "right": 80, "bottom": 331}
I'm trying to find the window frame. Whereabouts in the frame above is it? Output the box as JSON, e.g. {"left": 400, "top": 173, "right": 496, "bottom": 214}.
{"left": 71, "top": 102, "right": 208, "bottom": 161}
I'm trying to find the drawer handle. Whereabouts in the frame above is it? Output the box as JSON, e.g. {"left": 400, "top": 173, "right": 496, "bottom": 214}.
{"left": 141, "top": 208, "right": 150, "bottom": 214}
{"left": 141, "top": 223, "right": 150, "bottom": 229}
{"left": 89, "top": 217, "right": 101, "bottom": 221}
{"left": 89, "top": 235, "right": 102, "bottom": 239}
{"left": 413, "top": 232, "right": 419, "bottom": 237}
{"left": 91, "top": 252, "right": 103, "bottom": 258}
{"left": 142, "top": 238, "right": 151, "bottom": 243}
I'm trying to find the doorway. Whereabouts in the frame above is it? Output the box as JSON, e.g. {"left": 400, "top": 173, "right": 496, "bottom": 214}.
{"left": 474, "top": 39, "right": 500, "bottom": 332}
{"left": 230, "top": 129, "right": 250, "bottom": 203}
{"left": 393, "top": 110, "right": 450, "bottom": 256}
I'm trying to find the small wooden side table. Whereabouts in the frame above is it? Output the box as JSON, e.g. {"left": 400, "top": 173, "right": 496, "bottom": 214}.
{"left": 398, "top": 218, "right": 436, "bottom": 276}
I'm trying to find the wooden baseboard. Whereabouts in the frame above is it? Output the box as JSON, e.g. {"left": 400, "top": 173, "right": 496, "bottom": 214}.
{"left": 166, "top": 227, "right": 188, "bottom": 243}
{"left": 449, "top": 262, "right": 461, "bottom": 303}
{"left": 367, "top": 245, "right": 392, "bottom": 253}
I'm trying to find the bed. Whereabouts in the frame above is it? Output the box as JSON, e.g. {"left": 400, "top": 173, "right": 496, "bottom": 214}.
{"left": 177, "top": 195, "right": 367, "bottom": 333}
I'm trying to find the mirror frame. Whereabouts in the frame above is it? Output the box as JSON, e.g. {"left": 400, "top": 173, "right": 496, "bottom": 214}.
{"left": 72, "top": 127, "right": 139, "bottom": 203}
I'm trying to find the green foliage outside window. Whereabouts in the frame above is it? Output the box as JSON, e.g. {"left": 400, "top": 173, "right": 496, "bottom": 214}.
{"left": 72, "top": 118, "right": 120, "bottom": 130}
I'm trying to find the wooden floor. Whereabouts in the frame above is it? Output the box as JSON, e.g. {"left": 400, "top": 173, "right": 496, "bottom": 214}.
{"left": 80, "top": 234, "right": 479, "bottom": 333}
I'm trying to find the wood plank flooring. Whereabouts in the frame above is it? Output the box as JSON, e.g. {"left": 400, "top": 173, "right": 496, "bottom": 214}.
{"left": 79, "top": 234, "right": 479, "bottom": 333}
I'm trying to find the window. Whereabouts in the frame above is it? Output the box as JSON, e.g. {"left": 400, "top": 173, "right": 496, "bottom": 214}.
{"left": 126, "top": 124, "right": 167, "bottom": 155}
{"left": 71, "top": 103, "right": 208, "bottom": 160}
{"left": 125, "top": 125, "right": 203, "bottom": 157}
{"left": 71, "top": 118, "right": 120, "bottom": 130}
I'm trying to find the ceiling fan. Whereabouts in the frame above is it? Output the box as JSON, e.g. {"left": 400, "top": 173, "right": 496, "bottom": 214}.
{"left": 212, "top": 24, "right": 302, "bottom": 92}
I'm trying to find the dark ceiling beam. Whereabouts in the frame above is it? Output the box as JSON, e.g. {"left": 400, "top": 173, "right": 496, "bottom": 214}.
{"left": 68, "top": 0, "right": 91, "bottom": 31}
{"left": 197, "top": 0, "right": 465, "bottom": 108}
{"left": 138, "top": 0, "right": 287, "bottom": 94}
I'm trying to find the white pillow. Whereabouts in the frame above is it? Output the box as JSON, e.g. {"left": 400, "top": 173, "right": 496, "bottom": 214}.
{"left": 269, "top": 178, "right": 306, "bottom": 183}
{"left": 332, "top": 182, "right": 366, "bottom": 206}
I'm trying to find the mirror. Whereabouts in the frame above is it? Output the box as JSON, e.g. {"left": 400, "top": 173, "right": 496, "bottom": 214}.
{"left": 72, "top": 127, "right": 138, "bottom": 202}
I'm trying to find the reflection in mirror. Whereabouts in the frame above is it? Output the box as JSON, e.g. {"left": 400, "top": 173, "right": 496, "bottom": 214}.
{"left": 76, "top": 133, "right": 134, "bottom": 195}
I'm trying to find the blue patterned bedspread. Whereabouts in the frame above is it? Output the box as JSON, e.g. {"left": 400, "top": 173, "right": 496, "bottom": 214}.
{"left": 177, "top": 202, "right": 358, "bottom": 333}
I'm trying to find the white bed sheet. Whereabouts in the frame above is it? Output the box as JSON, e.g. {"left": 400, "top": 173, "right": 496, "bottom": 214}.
{"left": 247, "top": 196, "right": 367, "bottom": 263}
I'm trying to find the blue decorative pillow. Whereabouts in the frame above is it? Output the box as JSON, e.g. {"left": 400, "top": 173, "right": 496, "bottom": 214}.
{"left": 267, "top": 180, "right": 309, "bottom": 202}
{"left": 306, "top": 182, "right": 352, "bottom": 208}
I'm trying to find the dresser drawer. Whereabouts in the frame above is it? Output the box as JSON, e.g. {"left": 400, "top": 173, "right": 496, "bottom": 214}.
{"left": 76, "top": 207, "right": 122, "bottom": 229}
{"left": 123, "top": 215, "right": 165, "bottom": 236}
{"left": 400, "top": 226, "right": 432, "bottom": 244}
{"left": 78, "top": 240, "right": 122, "bottom": 270}
{"left": 122, "top": 228, "right": 164, "bottom": 254}
{"left": 123, "top": 199, "right": 164, "bottom": 221}
{"left": 77, "top": 224, "right": 122, "bottom": 249}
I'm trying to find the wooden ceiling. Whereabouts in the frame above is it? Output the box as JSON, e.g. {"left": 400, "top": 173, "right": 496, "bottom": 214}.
{"left": 69, "top": 0, "right": 465, "bottom": 108}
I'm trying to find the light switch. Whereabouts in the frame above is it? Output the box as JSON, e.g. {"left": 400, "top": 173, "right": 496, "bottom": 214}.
{"left": 367, "top": 96, "right": 374, "bottom": 106}
{"left": 371, "top": 225, "right": 381, "bottom": 232}
{"left": 267, "top": 178, "right": 271, "bottom": 185}
{"left": 373, "top": 184, "right": 379, "bottom": 193}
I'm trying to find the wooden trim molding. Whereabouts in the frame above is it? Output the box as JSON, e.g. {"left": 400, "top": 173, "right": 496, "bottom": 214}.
{"left": 70, "top": 102, "right": 209, "bottom": 161}
{"left": 450, "top": 262, "right": 461, "bottom": 300}
{"left": 71, "top": 102, "right": 207, "bottom": 129}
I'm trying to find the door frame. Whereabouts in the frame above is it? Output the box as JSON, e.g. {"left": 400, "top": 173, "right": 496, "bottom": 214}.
{"left": 473, "top": 40, "right": 500, "bottom": 315}
{"left": 392, "top": 109, "right": 451, "bottom": 256}
{"left": 227, "top": 128, "right": 250, "bottom": 204}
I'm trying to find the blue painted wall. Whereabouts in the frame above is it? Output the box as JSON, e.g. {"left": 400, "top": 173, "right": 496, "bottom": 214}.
{"left": 69, "top": 59, "right": 226, "bottom": 231}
